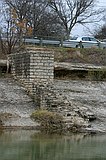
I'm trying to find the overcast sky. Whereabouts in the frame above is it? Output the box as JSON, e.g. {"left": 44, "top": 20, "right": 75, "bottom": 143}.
{"left": 72, "top": 0, "right": 106, "bottom": 36}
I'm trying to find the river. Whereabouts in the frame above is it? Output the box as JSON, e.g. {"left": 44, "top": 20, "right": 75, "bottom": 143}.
{"left": 0, "top": 130, "right": 106, "bottom": 160}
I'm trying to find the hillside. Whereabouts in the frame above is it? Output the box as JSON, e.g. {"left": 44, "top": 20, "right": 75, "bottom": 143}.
{"left": 0, "top": 46, "right": 106, "bottom": 66}
{"left": 54, "top": 48, "right": 106, "bottom": 66}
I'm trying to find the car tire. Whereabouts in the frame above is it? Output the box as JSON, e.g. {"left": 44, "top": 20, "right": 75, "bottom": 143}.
{"left": 103, "top": 47, "right": 106, "bottom": 49}
{"left": 76, "top": 45, "right": 84, "bottom": 48}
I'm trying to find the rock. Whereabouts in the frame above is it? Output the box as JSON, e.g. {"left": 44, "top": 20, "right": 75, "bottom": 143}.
{"left": 0, "top": 118, "right": 3, "bottom": 126}
{"left": 86, "top": 112, "right": 96, "bottom": 121}
{"left": 75, "top": 107, "right": 96, "bottom": 122}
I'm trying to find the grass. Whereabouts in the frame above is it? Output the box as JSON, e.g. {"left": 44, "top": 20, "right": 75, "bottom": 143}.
{"left": 0, "top": 44, "right": 106, "bottom": 65}
{"left": 0, "top": 45, "right": 106, "bottom": 80}
{"left": 31, "top": 109, "right": 64, "bottom": 133}
{"left": 88, "top": 68, "right": 106, "bottom": 81}
{"left": 54, "top": 47, "right": 106, "bottom": 65}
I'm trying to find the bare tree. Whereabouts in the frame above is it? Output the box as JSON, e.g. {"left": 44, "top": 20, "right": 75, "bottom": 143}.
{"left": 2, "top": 19, "right": 20, "bottom": 55}
{"left": 29, "top": 0, "right": 48, "bottom": 37}
{"left": 48, "top": 0, "right": 104, "bottom": 39}
{"left": 94, "top": 25, "right": 106, "bottom": 39}
{"left": 0, "top": 0, "right": 32, "bottom": 54}
{"left": 28, "top": 1, "right": 65, "bottom": 38}
{"left": 4, "top": 0, "right": 65, "bottom": 39}
{"left": 4, "top": 0, "right": 32, "bottom": 45}
{"left": 0, "top": 2, "right": 19, "bottom": 54}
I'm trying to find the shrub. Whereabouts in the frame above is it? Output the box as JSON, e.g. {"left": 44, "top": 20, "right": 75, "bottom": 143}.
{"left": 88, "top": 68, "right": 106, "bottom": 81}
{"left": 30, "top": 110, "right": 64, "bottom": 133}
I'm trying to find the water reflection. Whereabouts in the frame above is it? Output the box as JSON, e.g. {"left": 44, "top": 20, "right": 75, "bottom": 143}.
{"left": 0, "top": 130, "right": 106, "bottom": 160}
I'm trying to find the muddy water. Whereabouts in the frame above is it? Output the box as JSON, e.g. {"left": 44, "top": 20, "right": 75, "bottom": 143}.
{"left": 0, "top": 130, "right": 106, "bottom": 160}
{"left": 54, "top": 80, "right": 106, "bottom": 132}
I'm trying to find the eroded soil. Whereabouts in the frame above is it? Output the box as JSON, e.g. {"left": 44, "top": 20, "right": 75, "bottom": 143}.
{"left": 0, "top": 78, "right": 38, "bottom": 127}
{"left": 54, "top": 80, "right": 106, "bottom": 132}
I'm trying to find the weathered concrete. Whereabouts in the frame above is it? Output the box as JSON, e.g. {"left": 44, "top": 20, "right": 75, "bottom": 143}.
{"left": 0, "top": 60, "right": 9, "bottom": 73}
{"left": 54, "top": 62, "right": 106, "bottom": 80}
{"left": 0, "top": 60, "right": 8, "bottom": 66}
{"left": 54, "top": 62, "right": 106, "bottom": 71}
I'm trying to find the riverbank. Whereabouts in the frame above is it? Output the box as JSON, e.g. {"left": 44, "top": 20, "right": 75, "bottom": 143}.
{"left": 0, "top": 47, "right": 106, "bottom": 133}
{"left": 0, "top": 78, "right": 39, "bottom": 128}
{"left": 54, "top": 80, "right": 106, "bottom": 133}
{"left": 54, "top": 48, "right": 106, "bottom": 66}
{"left": 0, "top": 77, "right": 106, "bottom": 133}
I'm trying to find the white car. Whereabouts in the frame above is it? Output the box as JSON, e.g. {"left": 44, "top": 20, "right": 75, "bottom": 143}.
{"left": 62, "top": 36, "right": 106, "bottom": 49}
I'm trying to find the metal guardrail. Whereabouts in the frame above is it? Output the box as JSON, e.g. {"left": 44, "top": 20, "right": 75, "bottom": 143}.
{"left": 24, "top": 38, "right": 61, "bottom": 46}
{"left": 24, "top": 38, "right": 106, "bottom": 49}
{"left": 2, "top": 36, "right": 106, "bottom": 49}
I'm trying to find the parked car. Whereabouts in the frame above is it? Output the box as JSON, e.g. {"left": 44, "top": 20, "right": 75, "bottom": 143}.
{"left": 62, "top": 36, "right": 106, "bottom": 49}
{"left": 101, "top": 39, "right": 106, "bottom": 42}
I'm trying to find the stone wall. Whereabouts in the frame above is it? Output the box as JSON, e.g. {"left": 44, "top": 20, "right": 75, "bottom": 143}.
{"left": 9, "top": 49, "right": 72, "bottom": 114}
{"left": 31, "top": 81, "right": 93, "bottom": 131}
{"left": 9, "top": 49, "right": 94, "bottom": 131}
{"left": 9, "top": 49, "right": 54, "bottom": 91}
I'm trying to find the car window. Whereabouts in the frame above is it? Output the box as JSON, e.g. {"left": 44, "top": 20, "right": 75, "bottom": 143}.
{"left": 102, "top": 39, "right": 106, "bottom": 42}
{"left": 89, "top": 37, "right": 97, "bottom": 42}
{"left": 71, "top": 37, "right": 78, "bottom": 40}
{"left": 82, "top": 37, "right": 90, "bottom": 41}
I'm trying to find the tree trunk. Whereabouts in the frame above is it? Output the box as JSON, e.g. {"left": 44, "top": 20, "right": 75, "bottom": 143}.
{"left": 66, "top": 29, "right": 70, "bottom": 39}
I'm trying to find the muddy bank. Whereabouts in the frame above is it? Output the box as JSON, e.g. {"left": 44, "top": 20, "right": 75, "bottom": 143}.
{"left": 54, "top": 80, "right": 106, "bottom": 132}
{"left": 0, "top": 78, "right": 39, "bottom": 128}
{"left": 0, "top": 77, "right": 106, "bottom": 133}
